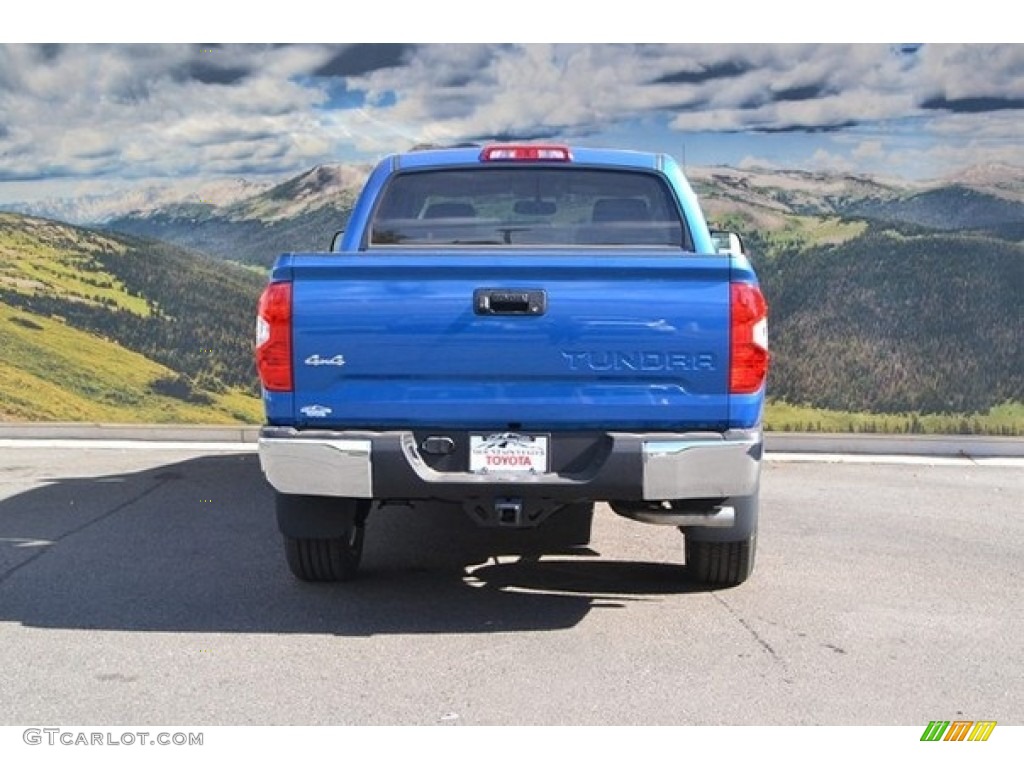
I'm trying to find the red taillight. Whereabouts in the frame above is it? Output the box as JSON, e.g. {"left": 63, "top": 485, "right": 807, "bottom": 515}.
{"left": 256, "top": 281, "right": 292, "bottom": 392}
{"left": 480, "top": 144, "right": 572, "bottom": 162}
{"left": 730, "top": 282, "right": 769, "bottom": 395}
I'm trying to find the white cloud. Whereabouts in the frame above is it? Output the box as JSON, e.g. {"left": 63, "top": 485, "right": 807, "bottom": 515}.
{"left": 0, "top": 44, "right": 339, "bottom": 181}
{"left": 808, "top": 149, "right": 856, "bottom": 174}
{"left": 917, "top": 44, "right": 1024, "bottom": 99}
{"left": 0, "top": 43, "right": 1022, "bottom": 188}
{"left": 852, "top": 141, "right": 885, "bottom": 160}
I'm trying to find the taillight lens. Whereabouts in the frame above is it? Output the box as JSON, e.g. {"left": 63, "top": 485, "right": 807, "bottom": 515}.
{"left": 730, "top": 282, "right": 769, "bottom": 394}
{"left": 256, "top": 281, "right": 292, "bottom": 392}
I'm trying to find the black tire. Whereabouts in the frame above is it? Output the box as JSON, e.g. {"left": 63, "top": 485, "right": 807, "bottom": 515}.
{"left": 276, "top": 494, "right": 369, "bottom": 582}
{"left": 284, "top": 526, "right": 364, "bottom": 582}
{"left": 682, "top": 492, "right": 758, "bottom": 587}
{"left": 685, "top": 534, "right": 755, "bottom": 587}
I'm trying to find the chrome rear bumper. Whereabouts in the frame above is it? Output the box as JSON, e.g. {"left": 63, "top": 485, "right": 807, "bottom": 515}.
{"left": 259, "top": 427, "right": 761, "bottom": 504}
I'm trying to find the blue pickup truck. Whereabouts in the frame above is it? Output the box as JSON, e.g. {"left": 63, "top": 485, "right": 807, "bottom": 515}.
{"left": 256, "top": 144, "right": 768, "bottom": 586}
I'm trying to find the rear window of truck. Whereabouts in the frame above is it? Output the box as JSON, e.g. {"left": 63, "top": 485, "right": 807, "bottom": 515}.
{"left": 369, "top": 167, "right": 689, "bottom": 248}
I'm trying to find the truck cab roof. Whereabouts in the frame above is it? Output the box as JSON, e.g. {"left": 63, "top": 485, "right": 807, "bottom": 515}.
{"left": 391, "top": 144, "right": 668, "bottom": 172}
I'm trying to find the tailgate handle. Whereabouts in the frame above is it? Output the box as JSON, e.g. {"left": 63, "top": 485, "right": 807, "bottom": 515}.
{"left": 474, "top": 288, "right": 546, "bottom": 316}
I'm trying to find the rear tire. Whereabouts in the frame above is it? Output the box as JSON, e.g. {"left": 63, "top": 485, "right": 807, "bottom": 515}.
{"left": 682, "top": 492, "right": 758, "bottom": 587}
{"left": 276, "top": 494, "right": 369, "bottom": 582}
{"left": 284, "top": 527, "right": 364, "bottom": 582}
{"left": 684, "top": 535, "right": 755, "bottom": 587}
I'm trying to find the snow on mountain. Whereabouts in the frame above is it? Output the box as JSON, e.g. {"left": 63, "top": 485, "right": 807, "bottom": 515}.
{"left": 0, "top": 177, "right": 279, "bottom": 224}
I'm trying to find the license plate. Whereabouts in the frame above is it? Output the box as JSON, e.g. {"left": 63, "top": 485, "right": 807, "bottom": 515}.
{"left": 469, "top": 433, "right": 549, "bottom": 473}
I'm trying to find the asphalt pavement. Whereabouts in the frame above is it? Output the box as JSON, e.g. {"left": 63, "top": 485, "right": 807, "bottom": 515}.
{"left": 0, "top": 444, "right": 1021, "bottom": 725}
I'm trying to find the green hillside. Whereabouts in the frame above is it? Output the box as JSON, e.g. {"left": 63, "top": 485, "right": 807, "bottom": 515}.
{"left": 694, "top": 171, "right": 1023, "bottom": 434}
{"left": 758, "top": 223, "right": 1024, "bottom": 420}
{"left": 0, "top": 212, "right": 263, "bottom": 423}
{"left": 844, "top": 185, "right": 1024, "bottom": 237}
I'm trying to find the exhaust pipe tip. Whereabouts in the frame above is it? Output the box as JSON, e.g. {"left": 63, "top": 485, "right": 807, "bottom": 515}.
{"left": 611, "top": 502, "right": 736, "bottom": 528}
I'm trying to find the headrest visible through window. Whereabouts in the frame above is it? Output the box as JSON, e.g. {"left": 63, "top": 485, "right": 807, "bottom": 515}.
{"left": 423, "top": 202, "right": 477, "bottom": 219}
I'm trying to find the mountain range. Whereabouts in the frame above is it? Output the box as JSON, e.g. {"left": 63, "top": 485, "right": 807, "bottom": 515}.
{"left": 96, "top": 161, "right": 1024, "bottom": 267}
{"left": 2, "top": 177, "right": 276, "bottom": 227}
{"left": 1, "top": 160, "right": 1021, "bottom": 429}
{"left": 99, "top": 164, "right": 367, "bottom": 267}
{"left": 688, "top": 163, "right": 1024, "bottom": 238}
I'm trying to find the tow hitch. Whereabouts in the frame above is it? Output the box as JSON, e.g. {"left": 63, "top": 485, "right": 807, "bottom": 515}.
{"left": 463, "top": 497, "right": 559, "bottom": 528}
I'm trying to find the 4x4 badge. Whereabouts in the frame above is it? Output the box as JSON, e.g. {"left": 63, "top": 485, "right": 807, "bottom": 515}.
{"left": 305, "top": 354, "right": 346, "bottom": 367}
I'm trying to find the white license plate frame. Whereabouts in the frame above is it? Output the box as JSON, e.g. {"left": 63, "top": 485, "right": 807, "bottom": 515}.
{"left": 469, "top": 433, "right": 549, "bottom": 474}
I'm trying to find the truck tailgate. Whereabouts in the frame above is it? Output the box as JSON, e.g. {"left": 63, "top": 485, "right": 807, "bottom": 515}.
{"left": 284, "top": 251, "right": 731, "bottom": 430}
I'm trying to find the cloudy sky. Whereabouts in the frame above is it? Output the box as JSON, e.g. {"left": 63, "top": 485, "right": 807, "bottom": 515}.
{"left": 1, "top": 42, "right": 1022, "bottom": 202}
